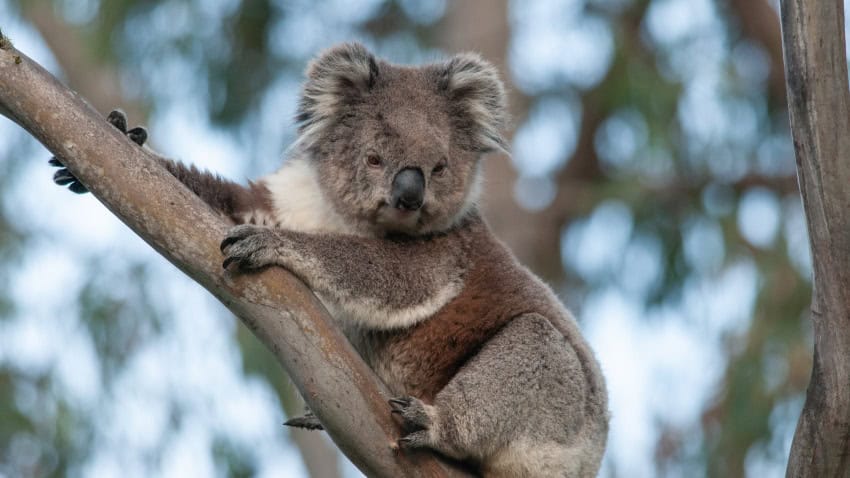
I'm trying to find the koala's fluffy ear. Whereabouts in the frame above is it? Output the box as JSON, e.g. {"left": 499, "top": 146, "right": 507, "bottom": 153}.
{"left": 437, "top": 53, "right": 508, "bottom": 154}
{"left": 296, "top": 43, "right": 380, "bottom": 145}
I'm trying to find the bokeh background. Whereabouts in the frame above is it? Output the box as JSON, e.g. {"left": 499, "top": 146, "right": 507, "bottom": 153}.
{"left": 1, "top": 0, "right": 848, "bottom": 476}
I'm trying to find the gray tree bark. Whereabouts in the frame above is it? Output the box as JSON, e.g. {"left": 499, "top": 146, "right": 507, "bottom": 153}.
{"left": 0, "top": 33, "right": 470, "bottom": 478}
{"left": 779, "top": 1, "right": 850, "bottom": 476}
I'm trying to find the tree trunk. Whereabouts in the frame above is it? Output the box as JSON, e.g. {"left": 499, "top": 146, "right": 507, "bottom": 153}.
{"left": 779, "top": 1, "right": 850, "bottom": 476}
{"left": 0, "top": 34, "right": 470, "bottom": 478}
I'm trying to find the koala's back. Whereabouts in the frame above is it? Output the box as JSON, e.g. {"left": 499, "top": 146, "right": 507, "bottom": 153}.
{"left": 347, "top": 214, "right": 608, "bottom": 476}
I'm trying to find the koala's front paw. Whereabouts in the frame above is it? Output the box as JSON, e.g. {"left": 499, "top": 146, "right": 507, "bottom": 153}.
{"left": 220, "top": 224, "right": 282, "bottom": 270}
{"left": 106, "top": 109, "right": 149, "bottom": 146}
{"left": 49, "top": 160, "right": 89, "bottom": 194}
{"left": 390, "top": 396, "right": 436, "bottom": 450}
{"left": 49, "top": 109, "right": 148, "bottom": 194}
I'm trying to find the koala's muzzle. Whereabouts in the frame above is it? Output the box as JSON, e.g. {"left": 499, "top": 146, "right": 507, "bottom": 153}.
{"left": 391, "top": 168, "right": 425, "bottom": 211}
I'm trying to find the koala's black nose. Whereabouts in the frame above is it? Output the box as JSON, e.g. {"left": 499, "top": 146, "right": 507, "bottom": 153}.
{"left": 391, "top": 168, "right": 425, "bottom": 211}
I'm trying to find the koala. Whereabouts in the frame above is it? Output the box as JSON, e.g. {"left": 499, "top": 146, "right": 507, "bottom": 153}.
{"left": 52, "top": 43, "right": 608, "bottom": 477}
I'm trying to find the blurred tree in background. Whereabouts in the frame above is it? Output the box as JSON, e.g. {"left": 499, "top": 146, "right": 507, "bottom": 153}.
{"left": 0, "top": 0, "right": 823, "bottom": 476}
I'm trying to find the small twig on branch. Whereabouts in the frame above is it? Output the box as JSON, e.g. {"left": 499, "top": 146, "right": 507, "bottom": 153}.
{"left": 0, "top": 35, "right": 469, "bottom": 478}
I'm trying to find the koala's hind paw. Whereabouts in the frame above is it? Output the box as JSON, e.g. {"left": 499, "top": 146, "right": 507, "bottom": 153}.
{"left": 390, "top": 396, "right": 441, "bottom": 450}
{"left": 396, "top": 430, "right": 431, "bottom": 450}
{"left": 50, "top": 109, "right": 147, "bottom": 194}
{"left": 389, "top": 396, "right": 432, "bottom": 431}
{"left": 221, "top": 224, "right": 281, "bottom": 270}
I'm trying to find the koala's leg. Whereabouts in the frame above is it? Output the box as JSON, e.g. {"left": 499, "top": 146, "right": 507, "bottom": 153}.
{"left": 51, "top": 110, "right": 272, "bottom": 224}
{"left": 154, "top": 158, "right": 273, "bottom": 225}
{"left": 393, "top": 313, "right": 606, "bottom": 478}
{"left": 219, "top": 225, "right": 465, "bottom": 330}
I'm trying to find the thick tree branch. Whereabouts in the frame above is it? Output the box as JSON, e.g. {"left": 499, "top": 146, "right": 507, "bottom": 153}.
{"left": 0, "top": 38, "right": 469, "bottom": 478}
{"left": 779, "top": 0, "right": 850, "bottom": 476}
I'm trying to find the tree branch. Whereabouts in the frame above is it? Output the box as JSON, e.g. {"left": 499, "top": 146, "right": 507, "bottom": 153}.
{"left": 779, "top": 0, "right": 850, "bottom": 476}
{"left": 0, "top": 37, "right": 469, "bottom": 478}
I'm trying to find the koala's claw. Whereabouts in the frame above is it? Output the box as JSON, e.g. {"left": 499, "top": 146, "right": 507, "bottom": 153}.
{"left": 106, "top": 109, "right": 148, "bottom": 146}
{"left": 222, "top": 256, "right": 238, "bottom": 270}
{"left": 220, "top": 224, "right": 256, "bottom": 253}
{"left": 50, "top": 109, "right": 148, "bottom": 194}
{"left": 397, "top": 430, "right": 430, "bottom": 450}
{"left": 127, "top": 126, "right": 148, "bottom": 146}
{"left": 107, "top": 109, "right": 128, "bottom": 132}
{"left": 219, "top": 234, "right": 241, "bottom": 252}
{"left": 53, "top": 168, "right": 77, "bottom": 186}
{"left": 389, "top": 396, "right": 431, "bottom": 431}
{"left": 388, "top": 397, "right": 411, "bottom": 408}
{"left": 68, "top": 182, "right": 89, "bottom": 194}
{"left": 50, "top": 162, "right": 88, "bottom": 194}
{"left": 391, "top": 397, "right": 434, "bottom": 450}
{"left": 220, "top": 224, "right": 280, "bottom": 270}
{"left": 55, "top": 168, "right": 89, "bottom": 194}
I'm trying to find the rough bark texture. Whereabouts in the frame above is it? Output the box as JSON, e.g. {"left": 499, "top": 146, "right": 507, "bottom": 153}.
{"left": 0, "top": 38, "right": 470, "bottom": 478}
{"left": 779, "top": 1, "right": 850, "bottom": 476}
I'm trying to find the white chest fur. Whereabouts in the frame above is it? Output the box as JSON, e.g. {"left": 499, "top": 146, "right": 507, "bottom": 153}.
{"left": 261, "top": 158, "right": 352, "bottom": 235}
{"left": 259, "top": 157, "right": 462, "bottom": 335}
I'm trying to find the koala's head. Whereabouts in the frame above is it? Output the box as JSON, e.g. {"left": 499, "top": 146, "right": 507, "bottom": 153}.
{"left": 295, "top": 43, "right": 507, "bottom": 236}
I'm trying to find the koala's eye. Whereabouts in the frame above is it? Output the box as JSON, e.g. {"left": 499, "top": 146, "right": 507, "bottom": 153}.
{"left": 365, "top": 153, "right": 383, "bottom": 168}
{"left": 432, "top": 159, "right": 447, "bottom": 176}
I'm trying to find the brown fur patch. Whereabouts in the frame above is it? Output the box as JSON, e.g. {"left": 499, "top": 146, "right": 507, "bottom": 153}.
{"left": 364, "top": 217, "right": 564, "bottom": 401}
{"left": 157, "top": 157, "right": 272, "bottom": 224}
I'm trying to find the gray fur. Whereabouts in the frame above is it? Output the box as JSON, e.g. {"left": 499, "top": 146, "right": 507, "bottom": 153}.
{"left": 224, "top": 43, "right": 610, "bottom": 476}
{"left": 220, "top": 223, "right": 466, "bottom": 330}
{"left": 437, "top": 52, "right": 509, "bottom": 153}
{"left": 222, "top": 214, "right": 609, "bottom": 477}
{"left": 427, "top": 313, "right": 606, "bottom": 477}
{"left": 296, "top": 43, "right": 380, "bottom": 150}
{"left": 59, "top": 44, "right": 608, "bottom": 477}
